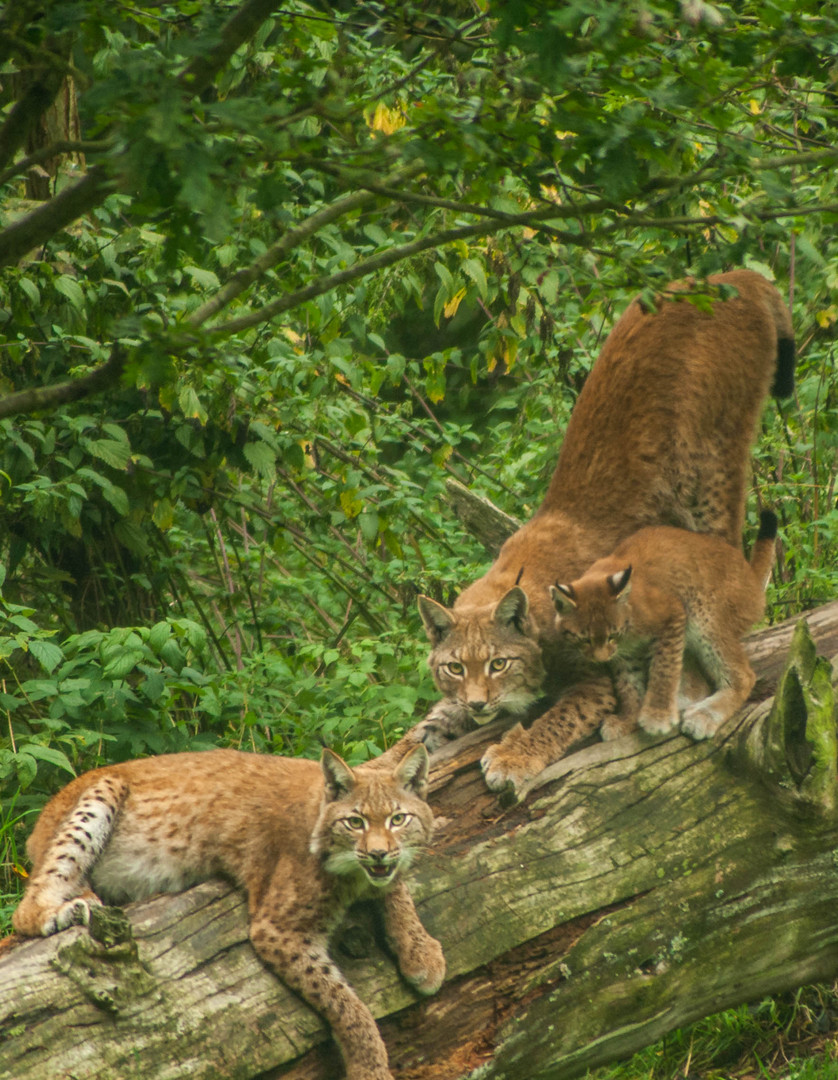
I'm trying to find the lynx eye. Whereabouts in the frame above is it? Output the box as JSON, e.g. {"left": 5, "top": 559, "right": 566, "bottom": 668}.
{"left": 389, "top": 812, "right": 408, "bottom": 827}
{"left": 488, "top": 657, "right": 510, "bottom": 674}
{"left": 345, "top": 816, "right": 366, "bottom": 831}
{"left": 444, "top": 661, "right": 465, "bottom": 677}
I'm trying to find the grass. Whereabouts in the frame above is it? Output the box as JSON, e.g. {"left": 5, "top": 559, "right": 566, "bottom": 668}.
{"left": 590, "top": 985, "right": 838, "bottom": 1080}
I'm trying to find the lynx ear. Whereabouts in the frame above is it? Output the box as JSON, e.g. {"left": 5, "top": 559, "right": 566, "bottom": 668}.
{"left": 549, "top": 582, "right": 577, "bottom": 613}
{"left": 608, "top": 566, "right": 632, "bottom": 600}
{"left": 321, "top": 748, "right": 355, "bottom": 802}
{"left": 493, "top": 586, "right": 530, "bottom": 631}
{"left": 418, "top": 595, "right": 456, "bottom": 646}
{"left": 393, "top": 744, "right": 430, "bottom": 799}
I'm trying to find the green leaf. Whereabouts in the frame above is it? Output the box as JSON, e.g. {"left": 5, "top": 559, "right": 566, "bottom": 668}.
{"left": 54, "top": 274, "right": 85, "bottom": 311}
{"left": 29, "top": 638, "right": 64, "bottom": 673}
{"left": 243, "top": 440, "right": 277, "bottom": 481}
{"left": 18, "top": 742, "right": 76, "bottom": 778}
{"left": 87, "top": 438, "right": 132, "bottom": 470}
{"left": 184, "top": 265, "right": 220, "bottom": 290}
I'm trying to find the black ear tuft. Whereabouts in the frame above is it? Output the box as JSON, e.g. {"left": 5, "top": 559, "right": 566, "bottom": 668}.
{"left": 417, "top": 595, "right": 456, "bottom": 646}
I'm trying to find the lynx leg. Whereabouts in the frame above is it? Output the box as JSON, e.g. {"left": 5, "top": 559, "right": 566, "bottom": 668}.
{"left": 13, "top": 775, "right": 127, "bottom": 936}
{"left": 600, "top": 659, "right": 643, "bottom": 741}
{"left": 681, "top": 639, "right": 756, "bottom": 740}
{"left": 481, "top": 673, "right": 618, "bottom": 794}
{"left": 250, "top": 891, "right": 393, "bottom": 1080}
{"left": 382, "top": 879, "right": 445, "bottom": 995}
{"left": 638, "top": 612, "right": 686, "bottom": 735}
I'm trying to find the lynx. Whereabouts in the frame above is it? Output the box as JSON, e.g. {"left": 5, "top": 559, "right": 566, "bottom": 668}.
{"left": 413, "top": 270, "right": 793, "bottom": 795}
{"left": 13, "top": 745, "right": 445, "bottom": 1080}
{"left": 549, "top": 510, "right": 778, "bottom": 741}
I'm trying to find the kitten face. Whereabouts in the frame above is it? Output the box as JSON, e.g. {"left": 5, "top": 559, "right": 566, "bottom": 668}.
{"left": 311, "top": 747, "right": 434, "bottom": 889}
{"left": 417, "top": 588, "right": 546, "bottom": 724}
{"left": 550, "top": 567, "right": 632, "bottom": 664}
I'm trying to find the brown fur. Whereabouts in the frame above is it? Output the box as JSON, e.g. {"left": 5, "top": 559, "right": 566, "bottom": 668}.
{"left": 13, "top": 746, "right": 444, "bottom": 1080}
{"left": 414, "top": 270, "right": 793, "bottom": 794}
{"left": 550, "top": 513, "right": 777, "bottom": 740}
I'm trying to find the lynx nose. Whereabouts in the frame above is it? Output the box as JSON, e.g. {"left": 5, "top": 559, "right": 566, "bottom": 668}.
{"left": 468, "top": 699, "right": 488, "bottom": 714}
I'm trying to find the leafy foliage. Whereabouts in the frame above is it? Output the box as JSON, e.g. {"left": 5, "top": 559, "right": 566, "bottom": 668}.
{"left": 0, "top": 0, "right": 837, "bottom": 988}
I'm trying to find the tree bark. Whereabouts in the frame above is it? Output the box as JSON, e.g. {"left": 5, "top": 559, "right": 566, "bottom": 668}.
{"left": 2, "top": 597, "right": 838, "bottom": 1080}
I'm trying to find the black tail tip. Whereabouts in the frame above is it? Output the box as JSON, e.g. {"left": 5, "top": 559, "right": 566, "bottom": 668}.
{"left": 772, "top": 337, "right": 795, "bottom": 398}
{"left": 758, "top": 509, "right": 779, "bottom": 540}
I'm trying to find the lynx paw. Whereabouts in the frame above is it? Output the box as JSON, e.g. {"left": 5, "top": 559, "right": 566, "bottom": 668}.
{"left": 600, "top": 712, "right": 639, "bottom": 742}
{"left": 680, "top": 704, "right": 726, "bottom": 741}
{"left": 414, "top": 700, "right": 474, "bottom": 751}
{"left": 43, "top": 895, "right": 101, "bottom": 936}
{"left": 400, "top": 934, "right": 446, "bottom": 996}
{"left": 637, "top": 706, "right": 679, "bottom": 737}
{"left": 480, "top": 725, "right": 547, "bottom": 796}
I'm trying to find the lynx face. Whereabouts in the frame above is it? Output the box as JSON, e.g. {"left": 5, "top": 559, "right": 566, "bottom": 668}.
{"left": 550, "top": 567, "right": 633, "bottom": 664}
{"left": 311, "top": 747, "right": 434, "bottom": 889}
{"left": 417, "top": 587, "right": 546, "bottom": 724}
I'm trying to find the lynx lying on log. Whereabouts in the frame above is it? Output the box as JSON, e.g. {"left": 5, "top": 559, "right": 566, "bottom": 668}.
{"left": 550, "top": 511, "right": 778, "bottom": 741}
{"left": 13, "top": 745, "right": 444, "bottom": 1080}
{"left": 414, "top": 270, "right": 794, "bottom": 796}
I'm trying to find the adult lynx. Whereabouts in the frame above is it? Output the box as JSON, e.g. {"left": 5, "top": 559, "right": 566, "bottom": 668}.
{"left": 414, "top": 270, "right": 793, "bottom": 795}
{"left": 550, "top": 511, "right": 778, "bottom": 740}
{"left": 13, "top": 746, "right": 444, "bottom": 1080}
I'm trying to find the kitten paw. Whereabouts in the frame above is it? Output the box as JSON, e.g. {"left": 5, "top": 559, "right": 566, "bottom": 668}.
{"left": 600, "top": 713, "right": 639, "bottom": 741}
{"left": 480, "top": 725, "right": 546, "bottom": 797}
{"left": 680, "top": 704, "right": 726, "bottom": 741}
{"left": 637, "top": 707, "right": 679, "bottom": 736}
{"left": 400, "top": 935, "right": 446, "bottom": 996}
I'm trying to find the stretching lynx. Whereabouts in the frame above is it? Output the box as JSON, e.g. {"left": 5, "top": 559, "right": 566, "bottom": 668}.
{"left": 550, "top": 510, "right": 778, "bottom": 741}
{"left": 13, "top": 745, "right": 444, "bottom": 1080}
{"left": 413, "top": 270, "right": 793, "bottom": 795}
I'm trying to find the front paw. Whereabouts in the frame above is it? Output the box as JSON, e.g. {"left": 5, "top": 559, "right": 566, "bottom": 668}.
{"left": 680, "top": 704, "right": 725, "bottom": 741}
{"left": 480, "top": 724, "right": 546, "bottom": 796}
{"left": 600, "top": 712, "right": 638, "bottom": 741}
{"left": 400, "top": 934, "right": 446, "bottom": 996}
{"left": 637, "top": 706, "right": 679, "bottom": 736}
{"left": 414, "top": 700, "right": 474, "bottom": 751}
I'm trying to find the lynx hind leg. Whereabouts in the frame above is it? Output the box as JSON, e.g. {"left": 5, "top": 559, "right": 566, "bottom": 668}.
{"left": 681, "top": 640, "right": 756, "bottom": 741}
{"left": 13, "top": 776, "right": 127, "bottom": 937}
{"left": 250, "top": 912, "right": 393, "bottom": 1080}
{"left": 383, "top": 880, "right": 445, "bottom": 996}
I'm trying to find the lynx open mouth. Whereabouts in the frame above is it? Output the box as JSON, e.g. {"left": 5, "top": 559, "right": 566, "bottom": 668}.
{"left": 364, "top": 862, "right": 395, "bottom": 883}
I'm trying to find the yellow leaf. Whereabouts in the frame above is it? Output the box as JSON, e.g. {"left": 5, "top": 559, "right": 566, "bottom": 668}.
{"left": 816, "top": 307, "right": 837, "bottom": 328}
{"left": 749, "top": 98, "right": 761, "bottom": 114}
{"left": 368, "top": 102, "right": 406, "bottom": 134}
{"left": 443, "top": 287, "right": 467, "bottom": 319}
{"left": 504, "top": 336, "right": 518, "bottom": 369}
{"left": 153, "top": 498, "right": 175, "bottom": 531}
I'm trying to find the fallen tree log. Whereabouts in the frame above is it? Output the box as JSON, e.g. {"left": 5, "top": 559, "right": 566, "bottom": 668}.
{"left": 2, "top": 595, "right": 838, "bottom": 1080}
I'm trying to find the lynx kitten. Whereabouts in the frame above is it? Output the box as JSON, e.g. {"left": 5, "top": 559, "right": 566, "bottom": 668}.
{"left": 13, "top": 745, "right": 445, "bottom": 1080}
{"left": 550, "top": 511, "right": 777, "bottom": 740}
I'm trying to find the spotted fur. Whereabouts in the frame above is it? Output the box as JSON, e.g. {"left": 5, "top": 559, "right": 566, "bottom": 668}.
{"left": 14, "top": 746, "right": 444, "bottom": 1080}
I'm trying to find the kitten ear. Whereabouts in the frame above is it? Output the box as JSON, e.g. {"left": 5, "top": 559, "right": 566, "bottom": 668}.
{"left": 608, "top": 566, "right": 632, "bottom": 600}
{"left": 320, "top": 748, "right": 356, "bottom": 802}
{"left": 418, "top": 595, "right": 455, "bottom": 646}
{"left": 493, "top": 586, "right": 530, "bottom": 631}
{"left": 393, "top": 744, "right": 430, "bottom": 799}
{"left": 549, "top": 582, "right": 577, "bottom": 612}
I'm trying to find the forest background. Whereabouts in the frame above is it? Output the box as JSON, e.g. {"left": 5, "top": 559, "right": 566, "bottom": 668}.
{"left": 1, "top": 1, "right": 837, "bottom": 1077}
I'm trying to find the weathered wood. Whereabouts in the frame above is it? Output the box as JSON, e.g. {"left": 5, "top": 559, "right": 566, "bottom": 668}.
{"left": 2, "top": 601, "right": 838, "bottom": 1080}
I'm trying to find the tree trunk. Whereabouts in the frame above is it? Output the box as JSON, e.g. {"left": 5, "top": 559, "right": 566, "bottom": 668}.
{"left": 2, "top": 599, "right": 838, "bottom": 1080}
